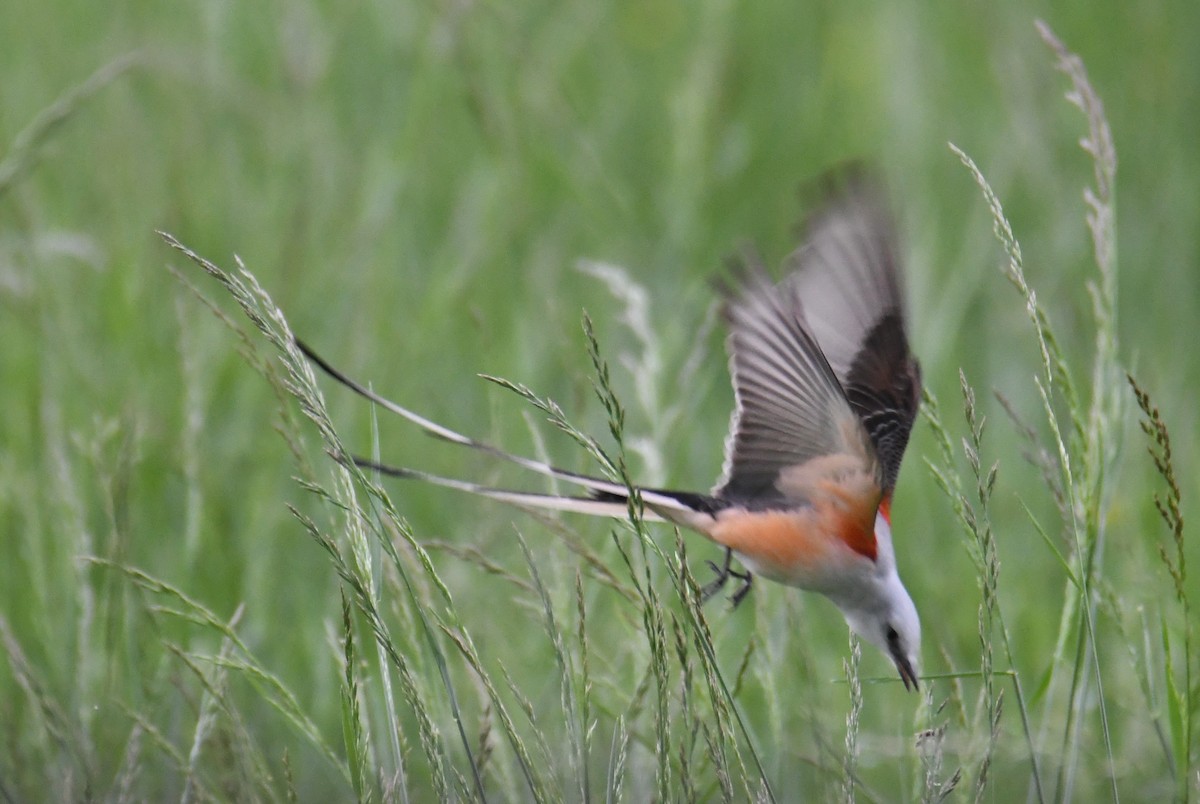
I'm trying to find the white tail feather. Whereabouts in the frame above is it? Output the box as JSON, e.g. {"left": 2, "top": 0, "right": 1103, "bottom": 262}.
{"left": 358, "top": 462, "right": 670, "bottom": 522}
{"left": 299, "top": 339, "right": 638, "bottom": 498}
{"left": 300, "top": 339, "right": 717, "bottom": 532}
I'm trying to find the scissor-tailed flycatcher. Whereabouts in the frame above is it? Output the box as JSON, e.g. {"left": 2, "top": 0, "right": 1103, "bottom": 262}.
{"left": 299, "top": 170, "right": 923, "bottom": 690}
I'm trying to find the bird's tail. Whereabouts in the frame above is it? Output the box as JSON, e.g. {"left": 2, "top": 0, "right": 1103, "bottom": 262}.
{"left": 353, "top": 457, "right": 669, "bottom": 520}
{"left": 297, "top": 339, "right": 719, "bottom": 531}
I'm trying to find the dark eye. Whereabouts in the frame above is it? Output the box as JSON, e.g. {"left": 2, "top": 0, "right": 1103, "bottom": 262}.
{"left": 885, "top": 625, "right": 900, "bottom": 646}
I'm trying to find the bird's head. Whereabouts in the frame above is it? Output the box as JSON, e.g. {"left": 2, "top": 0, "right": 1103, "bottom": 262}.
{"left": 841, "top": 572, "right": 922, "bottom": 691}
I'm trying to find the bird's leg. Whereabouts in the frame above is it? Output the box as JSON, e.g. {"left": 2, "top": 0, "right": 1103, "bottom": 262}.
{"left": 700, "top": 548, "right": 734, "bottom": 601}
{"left": 728, "top": 567, "right": 753, "bottom": 608}
{"left": 700, "top": 548, "right": 754, "bottom": 607}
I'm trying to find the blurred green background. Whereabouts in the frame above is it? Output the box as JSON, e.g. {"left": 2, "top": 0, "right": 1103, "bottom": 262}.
{"left": 2, "top": 0, "right": 1196, "bottom": 799}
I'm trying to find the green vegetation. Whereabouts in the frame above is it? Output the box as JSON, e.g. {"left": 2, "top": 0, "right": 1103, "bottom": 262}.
{"left": 1, "top": 2, "right": 1196, "bottom": 800}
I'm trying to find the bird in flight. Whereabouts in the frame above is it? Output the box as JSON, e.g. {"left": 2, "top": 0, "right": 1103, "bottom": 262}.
{"left": 298, "top": 170, "right": 923, "bottom": 690}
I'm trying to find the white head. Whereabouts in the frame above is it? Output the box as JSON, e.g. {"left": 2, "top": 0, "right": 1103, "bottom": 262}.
{"left": 841, "top": 574, "right": 921, "bottom": 690}
{"left": 835, "top": 514, "right": 922, "bottom": 691}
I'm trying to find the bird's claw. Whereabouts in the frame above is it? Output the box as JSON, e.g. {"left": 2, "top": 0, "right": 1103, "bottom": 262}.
{"left": 700, "top": 549, "right": 754, "bottom": 608}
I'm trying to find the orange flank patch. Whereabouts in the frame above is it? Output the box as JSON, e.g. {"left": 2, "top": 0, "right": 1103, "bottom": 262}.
{"left": 709, "top": 501, "right": 877, "bottom": 582}
{"left": 718, "top": 450, "right": 884, "bottom": 575}
{"left": 709, "top": 510, "right": 828, "bottom": 574}
{"left": 879, "top": 495, "right": 892, "bottom": 525}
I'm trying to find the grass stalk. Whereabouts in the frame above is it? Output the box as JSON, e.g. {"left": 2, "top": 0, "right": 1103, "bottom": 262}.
{"left": 1127, "top": 374, "right": 1192, "bottom": 801}
{"left": 580, "top": 313, "right": 775, "bottom": 802}
{"left": 949, "top": 137, "right": 1118, "bottom": 800}
{"left": 0, "top": 52, "right": 137, "bottom": 198}
{"left": 339, "top": 591, "right": 373, "bottom": 804}
{"left": 842, "top": 634, "right": 862, "bottom": 804}
{"left": 162, "top": 235, "right": 483, "bottom": 799}
{"left": 516, "top": 528, "right": 590, "bottom": 801}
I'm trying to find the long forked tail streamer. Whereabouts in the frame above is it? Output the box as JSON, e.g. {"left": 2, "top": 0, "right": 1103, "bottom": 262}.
{"left": 296, "top": 338, "right": 700, "bottom": 519}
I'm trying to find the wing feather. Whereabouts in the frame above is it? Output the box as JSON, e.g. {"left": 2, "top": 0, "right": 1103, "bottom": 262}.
{"left": 781, "top": 170, "right": 922, "bottom": 491}
{"left": 714, "top": 265, "right": 870, "bottom": 502}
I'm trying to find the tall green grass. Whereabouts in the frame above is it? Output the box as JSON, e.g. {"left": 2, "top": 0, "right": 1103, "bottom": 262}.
{"left": 1, "top": 5, "right": 1196, "bottom": 802}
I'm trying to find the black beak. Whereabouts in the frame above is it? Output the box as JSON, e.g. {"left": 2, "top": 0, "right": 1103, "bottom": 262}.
{"left": 891, "top": 649, "right": 919, "bottom": 692}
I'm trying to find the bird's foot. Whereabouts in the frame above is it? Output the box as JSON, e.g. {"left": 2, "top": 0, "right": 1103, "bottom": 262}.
{"left": 700, "top": 549, "right": 754, "bottom": 608}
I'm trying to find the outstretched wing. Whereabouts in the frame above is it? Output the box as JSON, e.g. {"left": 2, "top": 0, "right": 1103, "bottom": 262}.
{"left": 781, "top": 171, "right": 921, "bottom": 492}
{"left": 713, "top": 259, "right": 876, "bottom": 504}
